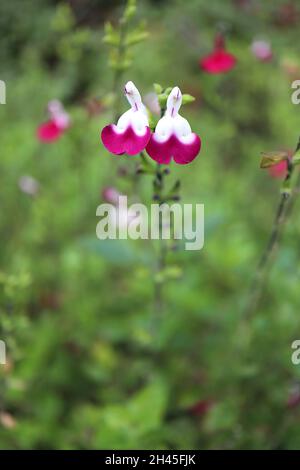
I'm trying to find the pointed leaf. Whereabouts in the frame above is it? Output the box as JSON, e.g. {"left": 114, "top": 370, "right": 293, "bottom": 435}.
{"left": 260, "top": 151, "right": 289, "bottom": 169}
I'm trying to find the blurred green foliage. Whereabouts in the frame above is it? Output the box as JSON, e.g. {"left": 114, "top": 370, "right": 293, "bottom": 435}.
{"left": 1, "top": 0, "right": 300, "bottom": 450}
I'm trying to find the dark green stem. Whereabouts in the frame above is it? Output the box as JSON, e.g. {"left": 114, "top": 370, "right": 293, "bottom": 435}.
{"left": 112, "top": 20, "right": 127, "bottom": 121}
{"left": 244, "top": 137, "right": 300, "bottom": 318}
{"left": 153, "top": 163, "right": 168, "bottom": 314}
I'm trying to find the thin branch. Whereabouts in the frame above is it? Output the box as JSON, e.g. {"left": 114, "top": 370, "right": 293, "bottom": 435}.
{"left": 243, "top": 137, "right": 300, "bottom": 318}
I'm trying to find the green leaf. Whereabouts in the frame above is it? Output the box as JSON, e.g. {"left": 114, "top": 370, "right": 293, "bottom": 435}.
{"left": 260, "top": 151, "right": 289, "bottom": 169}
{"left": 74, "top": 379, "right": 168, "bottom": 449}
{"left": 148, "top": 111, "right": 159, "bottom": 132}
{"left": 79, "top": 237, "right": 144, "bottom": 265}
{"left": 51, "top": 4, "right": 75, "bottom": 33}
{"left": 155, "top": 265, "right": 182, "bottom": 283}
{"left": 125, "top": 32, "right": 148, "bottom": 47}
{"left": 182, "top": 94, "right": 196, "bottom": 105}
{"left": 108, "top": 380, "right": 167, "bottom": 436}
{"left": 124, "top": 0, "right": 137, "bottom": 21}
{"left": 127, "top": 379, "right": 168, "bottom": 432}
{"left": 204, "top": 402, "right": 239, "bottom": 433}
{"left": 125, "top": 22, "right": 148, "bottom": 47}
{"left": 138, "top": 152, "right": 156, "bottom": 174}
{"left": 103, "top": 22, "right": 120, "bottom": 47}
{"left": 158, "top": 93, "right": 168, "bottom": 108}
{"left": 153, "top": 83, "right": 163, "bottom": 94}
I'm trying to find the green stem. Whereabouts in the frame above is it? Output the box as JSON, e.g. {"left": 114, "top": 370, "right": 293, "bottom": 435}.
{"left": 112, "top": 19, "right": 127, "bottom": 122}
{"left": 152, "top": 106, "right": 169, "bottom": 315}
{"left": 244, "top": 137, "right": 300, "bottom": 318}
{"left": 153, "top": 163, "right": 168, "bottom": 315}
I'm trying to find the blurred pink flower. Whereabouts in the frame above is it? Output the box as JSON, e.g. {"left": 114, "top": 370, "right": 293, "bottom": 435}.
{"left": 267, "top": 151, "right": 293, "bottom": 179}
{"left": 200, "top": 34, "right": 237, "bottom": 74}
{"left": 37, "top": 100, "right": 70, "bottom": 143}
{"left": 251, "top": 40, "right": 273, "bottom": 62}
{"left": 268, "top": 160, "right": 288, "bottom": 179}
{"left": 102, "top": 186, "right": 122, "bottom": 205}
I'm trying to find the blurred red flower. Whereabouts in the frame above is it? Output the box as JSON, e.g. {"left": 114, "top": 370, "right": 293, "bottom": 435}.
{"left": 200, "top": 34, "right": 237, "bottom": 74}
{"left": 188, "top": 399, "right": 214, "bottom": 417}
{"left": 37, "top": 120, "right": 64, "bottom": 142}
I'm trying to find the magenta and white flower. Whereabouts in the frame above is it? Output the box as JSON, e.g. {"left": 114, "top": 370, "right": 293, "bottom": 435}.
{"left": 146, "top": 87, "right": 201, "bottom": 165}
{"left": 37, "top": 100, "right": 70, "bottom": 143}
{"left": 101, "top": 81, "right": 151, "bottom": 156}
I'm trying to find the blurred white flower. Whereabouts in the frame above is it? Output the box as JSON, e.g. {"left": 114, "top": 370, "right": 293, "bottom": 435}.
{"left": 18, "top": 175, "right": 40, "bottom": 196}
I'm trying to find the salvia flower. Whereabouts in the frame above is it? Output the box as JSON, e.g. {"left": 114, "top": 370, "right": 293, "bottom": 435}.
{"left": 251, "top": 40, "right": 273, "bottom": 62}
{"left": 101, "top": 81, "right": 151, "bottom": 156}
{"left": 146, "top": 87, "right": 201, "bottom": 165}
{"left": 200, "top": 34, "right": 237, "bottom": 74}
{"left": 268, "top": 159, "right": 288, "bottom": 179}
{"left": 37, "top": 100, "right": 70, "bottom": 143}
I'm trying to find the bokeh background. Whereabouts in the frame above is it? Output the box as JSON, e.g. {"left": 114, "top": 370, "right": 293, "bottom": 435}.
{"left": 1, "top": 0, "right": 300, "bottom": 450}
